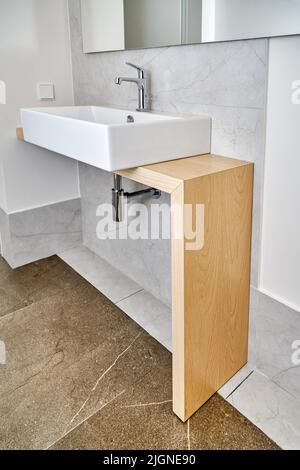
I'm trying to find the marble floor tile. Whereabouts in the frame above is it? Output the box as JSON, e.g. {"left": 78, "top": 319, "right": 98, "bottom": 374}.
{"left": 51, "top": 357, "right": 183, "bottom": 450}
{"left": 51, "top": 366, "right": 278, "bottom": 451}
{"left": 0, "top": 286, "right": 164, "bottom": 449}
{"left": 0, "top": 255, "right": 83, "bottom": 318}
{"left": 59, "top": 246, "right": 142, "bottom": 303}
{"left": 1, "top": 331, "right": 167, "bottom": 450}
{"left": 190, "top": 394, "right": 278, "bottom": 450}
{"left": 0, "top": 255, "right": 280, "bottom": 450}
{"left": 227, "top": 370, "right": 300, "bottom": 450}
{"left": 218, "top": 363, "right": 255, "bottom": 399}
{"left": 0, "top": 281, "right": 129, "bottom": 399}
{"left": 117, "top": 290, "right": 172, "bottom": 350}
{"left": 0, "top": 256, "right": 12, "bottom": 282}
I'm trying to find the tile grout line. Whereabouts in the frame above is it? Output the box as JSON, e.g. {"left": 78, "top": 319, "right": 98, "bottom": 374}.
{"left": 58, "top": 250, "right": 171, "bottom": 326}
{"left": 275, "top": 385, "right": 300, "bottom": 403}
{"left": 269, "top": 374, "right": 300, "bottom": 403}
{"left": 58, "top": 251, "right": 146, "bottom": 307}
{"left": 116, "top": 288, "right": 145, "bottom": 305}
{"left": 225, "top": 370, "right": 255, "bottom": 400}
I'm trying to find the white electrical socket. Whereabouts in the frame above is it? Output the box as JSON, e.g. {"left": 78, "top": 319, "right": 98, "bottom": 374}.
{"left": 37, "top": 83, "right": 55, "bottom": 100}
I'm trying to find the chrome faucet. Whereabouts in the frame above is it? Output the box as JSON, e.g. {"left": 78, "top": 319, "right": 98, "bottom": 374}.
{"left": 115, "top": 62, "right": 150, "bottom": 112}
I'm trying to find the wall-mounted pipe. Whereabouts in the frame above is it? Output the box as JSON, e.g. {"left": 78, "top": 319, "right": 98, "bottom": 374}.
{"left": 112, "top": 175, "right": 161, "bottom": 222}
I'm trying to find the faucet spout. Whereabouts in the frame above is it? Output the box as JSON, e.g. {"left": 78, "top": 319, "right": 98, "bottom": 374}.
{"left": 115, "top": 77, "right": 143, "bottom": 87}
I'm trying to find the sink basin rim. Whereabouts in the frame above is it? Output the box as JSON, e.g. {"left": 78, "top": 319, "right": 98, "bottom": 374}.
{"left": 21, "top": 105, "right": 208, "bottom": 128}
{"left": 20, "top": 105, "right": 211, "bottom": 171}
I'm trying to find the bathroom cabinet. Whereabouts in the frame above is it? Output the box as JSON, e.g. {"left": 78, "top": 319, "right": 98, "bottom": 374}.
{"left": 118, "top": 154, "right": 253, "bottom": 422}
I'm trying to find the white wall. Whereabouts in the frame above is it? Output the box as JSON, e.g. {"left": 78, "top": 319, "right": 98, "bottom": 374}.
{"left": 0, "top": 0, "right": 79, "bottom": 213}
{"left": 202, "top": 0, "right": 215, "bottom": 42}
{"left": 260, "top": 36, "right": 300, "bottom": 311}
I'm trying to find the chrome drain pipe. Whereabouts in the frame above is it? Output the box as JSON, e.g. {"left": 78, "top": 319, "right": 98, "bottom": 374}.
{"left": 112, "top": 174, "right": 161, "bottom": 222}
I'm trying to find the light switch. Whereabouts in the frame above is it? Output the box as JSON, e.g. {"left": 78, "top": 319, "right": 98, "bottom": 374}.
{"left": 37, "top": 83, "right": 55, "bottom": 100}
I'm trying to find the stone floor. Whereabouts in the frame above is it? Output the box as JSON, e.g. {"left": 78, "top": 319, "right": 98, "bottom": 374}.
{"left": 0, "top": 255, "right": 279, "bottom": 450}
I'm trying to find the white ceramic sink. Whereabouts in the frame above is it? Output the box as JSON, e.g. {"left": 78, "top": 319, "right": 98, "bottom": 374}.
{"left": 21, "top": 106, "right": 211, "bottom": 171}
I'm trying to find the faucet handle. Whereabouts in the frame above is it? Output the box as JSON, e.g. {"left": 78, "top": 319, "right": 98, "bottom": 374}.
{"left": 126, "top": 62, "right": 146, "bottom": 78}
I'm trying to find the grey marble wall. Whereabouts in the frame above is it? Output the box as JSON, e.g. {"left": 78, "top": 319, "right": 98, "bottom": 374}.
{"left": 249, "top": 287, "right": 300, "bottom": 401}
{"left": 0, "top": 208, "right": 13, "bottom": 266}
{"left": 79, "top": 163, "right": 172, "bottom": 305}
{"left": 68, "top": 0, "right": 268, "bottom": 293}
{"left": 0, "top": 199, "right": 82, "bottom": 268}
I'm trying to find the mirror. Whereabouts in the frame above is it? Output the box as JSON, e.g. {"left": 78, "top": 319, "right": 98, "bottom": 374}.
{"left": 80, "top": 0, "right": 300, "bottom": 54}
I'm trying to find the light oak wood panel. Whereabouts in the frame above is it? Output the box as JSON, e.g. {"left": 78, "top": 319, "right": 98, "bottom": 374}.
{"left": 129, "top": 154, "right": 251, "bottom": 181}
{"left": 119, "top": 156, "right": 253, "bottom": 421}
{"left": 174, "top": 164, "right": 253, "bottom": 420}
{"left": 171, "top": 182, "right": 185, "bottom": 420}
{"left": 117, "top": 166, "right": 181, "bottom": 194}
{"left": 16, "top": 128, "right": 24, "bottom": 140}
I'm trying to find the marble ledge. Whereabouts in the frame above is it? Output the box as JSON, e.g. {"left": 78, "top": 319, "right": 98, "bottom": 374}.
{"left": 0, "top": 199, "right": 82, "bottom": 268}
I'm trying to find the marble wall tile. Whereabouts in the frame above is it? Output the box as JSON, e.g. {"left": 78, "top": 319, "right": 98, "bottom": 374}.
{"left": 117, "top": 290, "right": 172, "bottom": 350}
{"left": 249, "top": 287, "right": 300, "bottom": 401}
{"left": 227, "top": 370, "right": 300, "bottom": 450}
{"left": 0, "top": 199, "right": 82, "bottom": 268}
{"left": 0, "top": 208, "right": 14, "bottom": 267}
{"left": 68, "top": 0, "right": 268, "bottom": 287}
{"left": 59, "top": 246, "right": 142, "bottom": 303}
{"left": 79, "top": 163, "right": 172, "bottom": 306}
{"left": 218, "top": 364, "right": 255, "bottom": 400}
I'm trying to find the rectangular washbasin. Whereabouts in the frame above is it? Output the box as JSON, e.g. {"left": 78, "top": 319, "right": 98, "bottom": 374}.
{"left": 21, "top": 106, "right": 211, "bottom": 171}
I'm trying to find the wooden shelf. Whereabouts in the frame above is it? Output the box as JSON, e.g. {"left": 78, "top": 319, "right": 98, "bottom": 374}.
{"left": 118, "top": 154, "right": 251, "bottom": 192}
